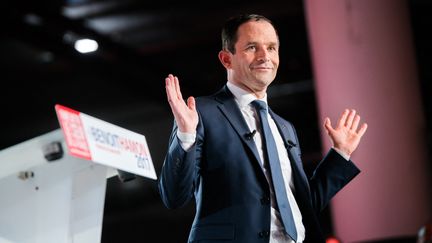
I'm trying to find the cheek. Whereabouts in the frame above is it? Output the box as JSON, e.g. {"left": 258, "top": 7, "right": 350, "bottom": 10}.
{"left": 272, "top": 60, "right": 279, "bottom": 70}
{"left": 272, "top": 56, "right": 279, "bottom": 65}
{"left": 236, "top": 59, "right": 250, "bottom": 70}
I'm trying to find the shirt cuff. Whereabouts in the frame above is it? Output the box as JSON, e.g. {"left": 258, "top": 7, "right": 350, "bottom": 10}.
{"left": 176, "top": 130, "right": 196, "bottom": 151}
{"left": 333, "top": 147, "right": 350, "bottom": 161}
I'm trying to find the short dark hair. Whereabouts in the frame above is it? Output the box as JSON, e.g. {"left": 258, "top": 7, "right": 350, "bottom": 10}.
{"left": 221, "top": 14, "right": 279, "bottom": 54}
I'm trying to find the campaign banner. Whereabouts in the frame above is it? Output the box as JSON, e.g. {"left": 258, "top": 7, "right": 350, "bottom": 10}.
{"left": 55, "top": 104, "right": 157, "bottom": 180}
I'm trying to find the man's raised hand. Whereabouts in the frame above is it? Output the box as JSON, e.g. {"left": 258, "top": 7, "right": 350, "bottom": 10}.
{"left": 165, "top": 74, "right": 198, "bottom": 133}
{"left": 323, "top": 109, "right": 368, "bottom": 156}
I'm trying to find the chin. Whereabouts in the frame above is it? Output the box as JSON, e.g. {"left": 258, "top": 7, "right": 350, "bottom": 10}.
{"left": 258, "top": 77, "right": 275, "bottom": 85}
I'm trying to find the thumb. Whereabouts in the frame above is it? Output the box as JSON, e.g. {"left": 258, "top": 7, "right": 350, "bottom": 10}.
{"left": 187, "top": 96, "right": 196, "bottom": 111}
{"left": 323, "top": 117, "right": 332, "bottom": 134}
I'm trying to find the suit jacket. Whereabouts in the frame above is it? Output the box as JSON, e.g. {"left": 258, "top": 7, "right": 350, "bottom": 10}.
{"left": 158, "top": 86, "right": 360, "bottom": 243}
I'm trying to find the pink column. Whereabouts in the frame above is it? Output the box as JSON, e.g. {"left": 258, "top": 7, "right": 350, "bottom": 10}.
{"left": 304, "top": 0, "right": 431, "bottom": 242}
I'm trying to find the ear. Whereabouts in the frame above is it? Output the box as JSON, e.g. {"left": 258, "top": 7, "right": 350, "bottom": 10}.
{"left": 218, "top": 50, "right": 232, "bottom": 69}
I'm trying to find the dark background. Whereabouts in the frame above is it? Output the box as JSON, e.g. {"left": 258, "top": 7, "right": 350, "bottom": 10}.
{"left": 1, "top": 0, "right": 431, "bottom": 242}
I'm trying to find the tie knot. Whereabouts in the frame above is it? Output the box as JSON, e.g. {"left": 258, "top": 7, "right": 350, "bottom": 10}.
{"left": 251, "top": 100, "right": 267, "bottom": 112}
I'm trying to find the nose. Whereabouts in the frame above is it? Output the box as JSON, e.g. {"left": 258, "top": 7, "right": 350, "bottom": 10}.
{"left": 257, "top": 49, "right": 270, "bottom": 62}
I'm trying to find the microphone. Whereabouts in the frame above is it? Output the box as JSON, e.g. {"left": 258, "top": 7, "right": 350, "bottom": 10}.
{"left": 287, "top": 140, "right": 297, "bottom": 149}
{"left": 245, "top": 130, "right": 257, "bottom": 140}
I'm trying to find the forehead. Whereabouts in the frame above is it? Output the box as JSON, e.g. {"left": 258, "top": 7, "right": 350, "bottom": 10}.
{"left": 236, "top": 20, "right": 279, "bottom": 44}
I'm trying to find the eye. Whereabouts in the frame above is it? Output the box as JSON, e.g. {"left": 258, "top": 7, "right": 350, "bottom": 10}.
{"left": 246, "top": 45, "right": 256, "bottom": 51}
{"left": 268, "top": 46, "right": 278, "bottom": 52}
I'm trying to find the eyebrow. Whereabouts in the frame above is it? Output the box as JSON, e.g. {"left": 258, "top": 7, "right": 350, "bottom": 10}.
{"left": 244, "top": 41, "right": 279, "bottom": 47}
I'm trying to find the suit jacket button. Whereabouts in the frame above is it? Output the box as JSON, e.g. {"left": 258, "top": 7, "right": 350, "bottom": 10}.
{"left": 260, "top": 196, "right": 270, "bottom": 205}
{"left": 258, "top": 231, "right": 264, "bottom": 238}
{"left": 258, "top": 230, "right": 269, "bottom": 238}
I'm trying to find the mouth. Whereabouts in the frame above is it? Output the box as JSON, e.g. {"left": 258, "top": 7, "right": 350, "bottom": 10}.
{"left": 251, "top": 66, "right": 272, "bottom": 71}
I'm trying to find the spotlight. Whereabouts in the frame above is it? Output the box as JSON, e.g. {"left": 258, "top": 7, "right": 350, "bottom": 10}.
{"left": 74, "top": 38, "right": 98, "bottom": 53}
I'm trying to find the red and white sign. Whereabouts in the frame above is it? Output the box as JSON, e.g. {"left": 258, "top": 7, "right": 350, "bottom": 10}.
{"left": 55, "top": 104, "right": 157, "bottom": 180}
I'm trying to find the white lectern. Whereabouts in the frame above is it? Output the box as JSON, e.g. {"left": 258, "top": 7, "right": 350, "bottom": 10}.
{"left": 0, "top": 129, "right": 113, "bottom": 243}
{"left": 0, "top": 105, "right": 157, "bottom": 243}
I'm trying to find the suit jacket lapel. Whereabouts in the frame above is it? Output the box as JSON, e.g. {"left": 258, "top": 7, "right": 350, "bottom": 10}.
{"left": 269, "top": 109, "right": 311, "bottom": 196}
{"left": 268, "top": 109, "right": 298, "bottom": 161}
{"left": 213, "top": 86, "right": 262, "bottom": 166}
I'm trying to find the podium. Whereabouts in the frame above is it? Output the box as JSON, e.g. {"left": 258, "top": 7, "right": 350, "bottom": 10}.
{"left": 0, "top": 129, "right": 116, "bottom": 243}
{"left": 0, "top": 105, "right": 157, "bottom": 243}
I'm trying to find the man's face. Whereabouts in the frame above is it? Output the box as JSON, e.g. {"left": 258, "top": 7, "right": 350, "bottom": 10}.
{"left": 229, "top": 20, "right": 279, "bottom": 94}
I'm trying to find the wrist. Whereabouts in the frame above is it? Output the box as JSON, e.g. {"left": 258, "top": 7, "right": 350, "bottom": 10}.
{"left": 333, "top": 147, "right": 351, "bottom": 161}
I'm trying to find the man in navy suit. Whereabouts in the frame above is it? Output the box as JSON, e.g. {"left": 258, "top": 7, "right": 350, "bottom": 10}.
{"left": 158, "top": 14, "right": 367, "bottom": 243}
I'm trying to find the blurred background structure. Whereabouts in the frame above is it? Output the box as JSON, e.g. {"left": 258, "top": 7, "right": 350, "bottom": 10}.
{"left": 1, "top": 0, "right": 431, "bottom": 242}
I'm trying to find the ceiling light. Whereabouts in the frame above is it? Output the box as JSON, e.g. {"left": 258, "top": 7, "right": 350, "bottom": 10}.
{"left": 74, "top": 38, "right": 98, "bottom": 54}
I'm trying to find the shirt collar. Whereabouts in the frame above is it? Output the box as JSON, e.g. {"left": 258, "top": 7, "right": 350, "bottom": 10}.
{"left": 226, "top": 81, "right": 268, "bottom": 108}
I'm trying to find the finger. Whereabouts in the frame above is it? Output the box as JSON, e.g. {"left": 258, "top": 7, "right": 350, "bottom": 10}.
{"left": 345, "top": 109, "right": 356, "bottom": 127}
{"left": 357, "top": 123, "right": 368, "bottom": 137}
{"left": 166, "top": 75, "right": 179, "bottom": 99}
{"left": 187, "top": 96, "right": 196, "bottom": 111}
{"left": 174, "top": 76, "right": 183, "bottom": 101}
{"left": 166, "top": 76, "right": 176, "bottom": 103}
{"left": 337, "top": 109, "right": 349, "bottom": 128}
{"left": 166, "top": 74, "right": 175, "bottom": 87}
{"left": 351, "top": 115, "right": 360, "bottom": 131}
